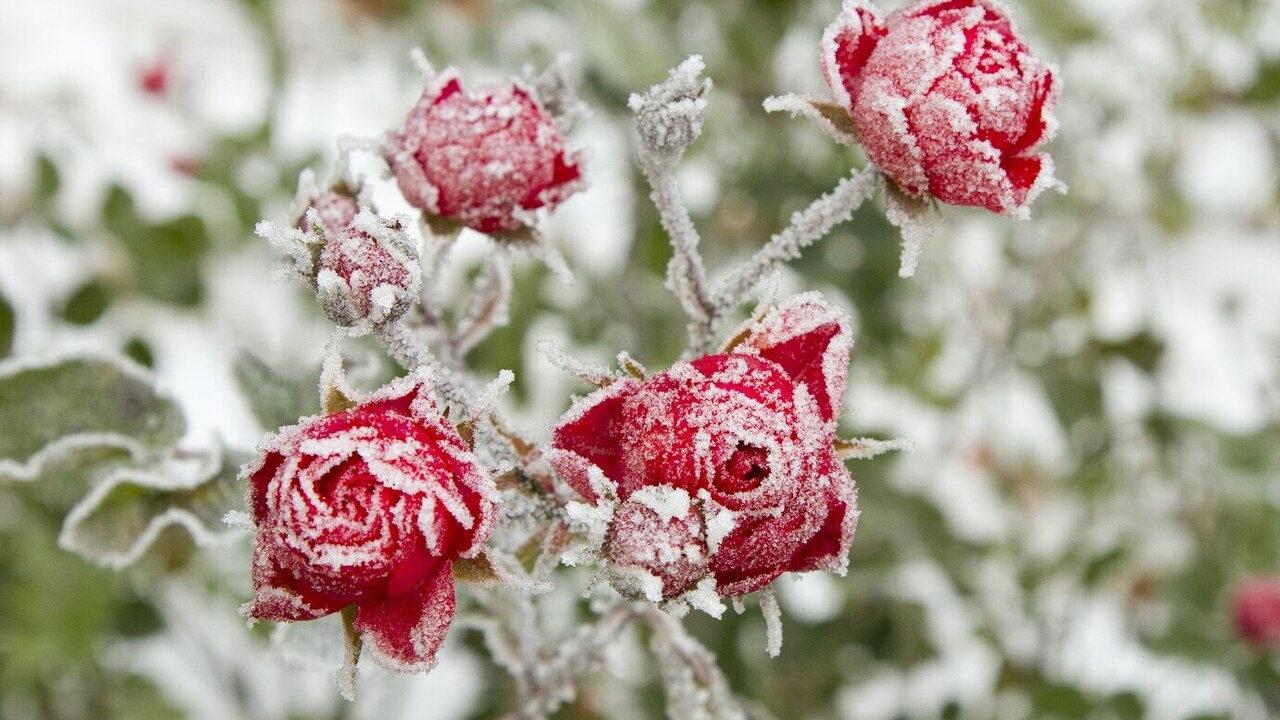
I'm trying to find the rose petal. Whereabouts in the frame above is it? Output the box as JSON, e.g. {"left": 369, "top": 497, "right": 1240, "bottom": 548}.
{"left": 820, "top": 0, "right": 888, "bottom": 111}
{"left": 741, "top": 293, "right": 853, "bottom": 425}
{"left": 245, "top": 543, "right": 351, "bottom": 622}
{"left": 355, "top": 565, "right": 456, "bottom": 672}
{"left": 550, "top": 379, "right": 640, "bottom": 501}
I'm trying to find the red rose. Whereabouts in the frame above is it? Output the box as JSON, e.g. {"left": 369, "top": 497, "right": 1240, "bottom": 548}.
{"left": 313, "top": 211, "right": 420, "bottom": 329}
{"left": 822, "top": 0, "right": 1060, "bottom": 217}
{"left": 1234, "top": 577, "right": 1280, "bottom": 649}
{"left": 242, "top": 374, "right": 497, "bottom": 671}
{"left": 549, "top": 294, "right": 857, "bottom": 599}
{"left": 386, "top": 69, "right": 585, "bottom": 235}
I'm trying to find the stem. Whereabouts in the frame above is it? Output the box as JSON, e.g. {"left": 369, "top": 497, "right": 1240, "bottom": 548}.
{"left": 338, "top": 604, "right": 362, "bottom": 702}
{"left": 712, "top": 165, "right": 880, "bottom": 312}
{"left": 638, "top": 155, "right": 717, "bottom": 350}
{"left": 374, "top": 321, "right": 471, "bottom": 411}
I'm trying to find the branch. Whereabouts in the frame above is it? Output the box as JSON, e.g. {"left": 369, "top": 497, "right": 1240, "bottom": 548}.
{"left": 712, "top": 165, "right": 880, "bottom": 311}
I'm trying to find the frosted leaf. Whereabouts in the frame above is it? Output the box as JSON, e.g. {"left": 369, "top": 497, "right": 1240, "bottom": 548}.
{"left": 0, "top": 354, "right": 184, "bottom": 484}
{"left": 759, "top": 586, "right": 783, "bottom": 657}
{"left": 762, "top": 93, "right": 859, "bottom": 145}
{"left": 536, "top": 339, "right": 616, "bottom": 387}
{"left": 524, "top": 53, "right": 589, "bottom": 132}
{"left": 60, "top": 448, "right": 247, "bottom": 569}
{"left": 465, "top": 369, "right": 515, "bottom": 423}
{"left": 630, "top": 55, "right": 712, "bottom": 165}
{"left": 882, "top": 177, "right": 936, "bottom": 278}
{"left": 834, "top": 435, "right": 914, "bottom": 460}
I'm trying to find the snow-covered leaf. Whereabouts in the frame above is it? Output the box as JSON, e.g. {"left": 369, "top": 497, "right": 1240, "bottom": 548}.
{"left": 882, "top": 178, "right": 936, "bottom": 279}
{"left": 59, "top": 448, "right": 248, "bottom": 568}
{"left": 0, "top": 355, "right": 185, "bottom": 482}
{"left": 762, "top": 94, "right": 858, "bottom": 146}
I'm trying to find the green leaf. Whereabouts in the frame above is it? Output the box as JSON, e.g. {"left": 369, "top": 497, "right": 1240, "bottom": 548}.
{"left": 59, "top": 448, "right": 248, "bottom": 569}
{"left": 232, "top": 353, "right": 320, "bottom": 431}
{"left": 0, "top": 355, "right": 185, "bottom": 482}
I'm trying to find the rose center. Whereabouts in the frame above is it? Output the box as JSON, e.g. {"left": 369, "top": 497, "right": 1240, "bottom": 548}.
{"left": 720, "top": 442, "right": 770, "bottom": 493}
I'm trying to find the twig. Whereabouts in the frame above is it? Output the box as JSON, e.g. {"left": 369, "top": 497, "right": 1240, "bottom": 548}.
{"left": 712, "top": 165, "right": 880, "bottom": 312}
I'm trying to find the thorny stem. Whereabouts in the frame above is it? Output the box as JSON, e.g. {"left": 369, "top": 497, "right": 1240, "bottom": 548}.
{"left": 638, "top": 155, "right": 718, "bottom": 352}
{"left": 712, "top": 165, "right": 881, "bottom": 313}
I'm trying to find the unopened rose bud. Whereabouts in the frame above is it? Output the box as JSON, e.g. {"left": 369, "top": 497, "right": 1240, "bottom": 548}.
{"left": 386, "top": 69, "right": 585, "bottom": 236}
{"left": 629, "top": 56, "right": 711, "bottom": 166}
{"left": 314, "top": 211, "right": 420, "bottom": 329}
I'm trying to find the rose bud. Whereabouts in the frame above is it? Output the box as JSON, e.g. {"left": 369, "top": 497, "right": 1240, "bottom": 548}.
{"left": 549, "top": 294, "right": 857, "bottom": 600}
{"left": 313, "top": 210, "right": 421, "bottom": 329}
{"left": 241, "top": 373, "right": 498, "bottom": 671}
{"left": 1234, "top": 577, "right": 1280, "bottom": 649}
{"left": 822, "top": 0, "right": 1060, "bottom": 217}
{"left": 386, "top": 69, "right": 585, "bottom": 236}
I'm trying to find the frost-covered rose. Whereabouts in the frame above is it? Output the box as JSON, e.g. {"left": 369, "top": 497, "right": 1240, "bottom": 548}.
{"left": 549, "top": 294, "right": 857, "bottom": 600}
{"left": 822, "top": 0, "right": 1060, "bottom": 216}
{"left": 1234, "top": 578, "right": 1280, "bottom": 649}
{"left": 386, "top": 69, "right": 585, "bottom": 235}
{"left": 312, "top": 210, "right": 420, "bottom": 329}
{"left": 242, "top": 374, "right": 497, "bottom": 670}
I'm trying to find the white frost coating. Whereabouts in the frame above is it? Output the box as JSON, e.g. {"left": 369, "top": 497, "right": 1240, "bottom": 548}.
{"left": 562, "top": 500, "right": 615, "bottom": 565}
{"left": 759, "top": 586, "right": 783, "bottom": 658}
{"left": 631, "top": 485, "right": 692, "bottom": 522}
{"left": 630, "top": 55, "right": 711, "bottom": 164}
{"left": 608, "top": 564, "right": 666, "bottom": 603}
{"left": 699, "top": 493, "right": 737, "bottom": 555}
{"left": 685, "top": 577, "right": 727, "bottom": 619}
{"left": 837, "top": 436, "right": 914, "bottom": 460}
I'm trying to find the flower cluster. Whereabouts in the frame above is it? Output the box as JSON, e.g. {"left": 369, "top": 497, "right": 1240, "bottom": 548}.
{"left": 242, "top": 374, "right": 497, "bottom": 671}
{"left": 549, "top": 294, "right": 858, "bottom": 602}
{"left": 821, "top": 0, "right": 1060, "bottom": 216}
